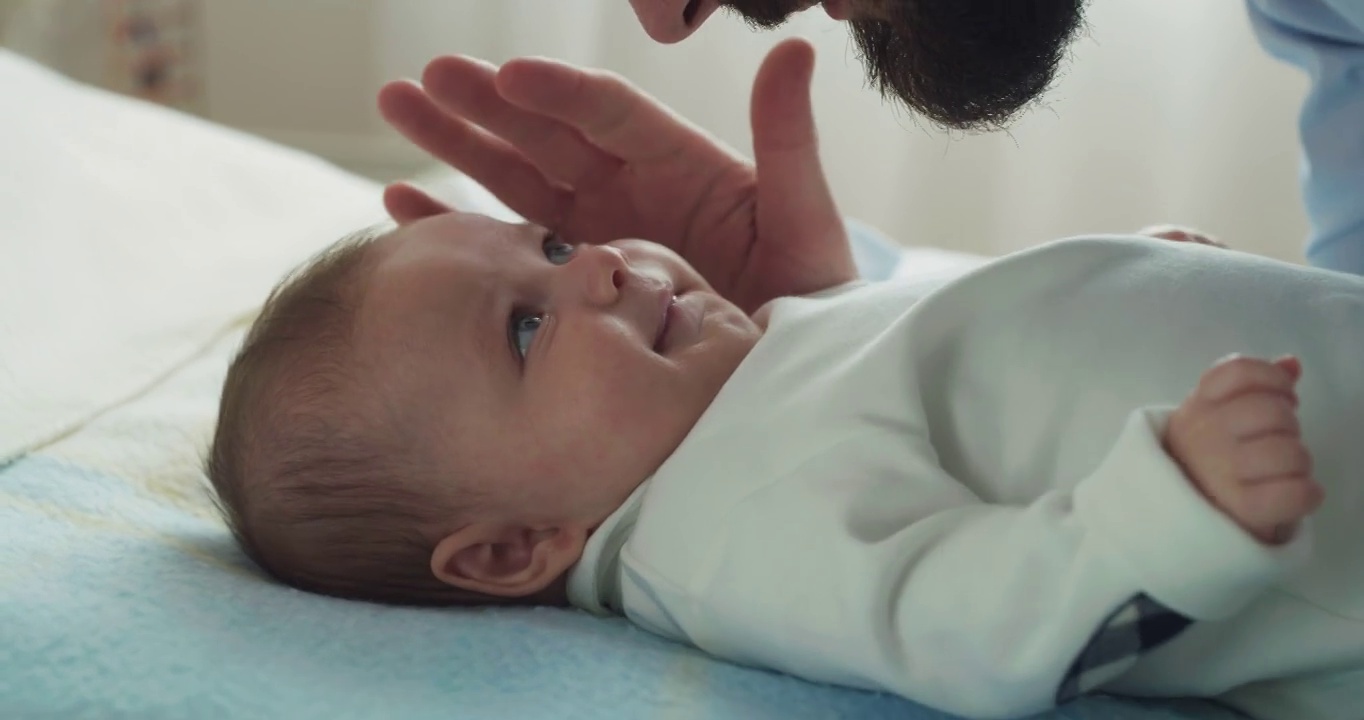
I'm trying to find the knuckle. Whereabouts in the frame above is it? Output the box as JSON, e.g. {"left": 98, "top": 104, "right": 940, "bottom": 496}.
{"left": 1169, "top": 401, "right": 1196, "bottom": 424}
{"left": 593, "top": 69, "right": 632, "bottom": 92}
{"left": 1223, "top": 357, "right": 1268, "bottom": 379}
{"left": 1166, "top": 406, "right": 1208, "bottom": 445}
{"left": 1280, "top": 413, "right": 1303, "bottom": 438}
{"left": 1253, "top": 395, "right": 1298, "bottom": 427}
{"left": 1203, "top": 355, "right": 1290, "bottom": 399}
{"left": 1277, "top": 398, "right": 1302, "bottom": 424}
{"left": 1202, "top": 357, "right": 1247, "bottom": 391}
{"left": 1282, "top": 479, "right": 1320, "bottom": 513}
{"left": 1305, "top": 480, "right": 1325, "bottom": 510}
{"left": 1201, "top": 357, "right": 1234, "bottom": 384}
{"left": 1293, "top": 444, "right": 1314, "bottom": 474}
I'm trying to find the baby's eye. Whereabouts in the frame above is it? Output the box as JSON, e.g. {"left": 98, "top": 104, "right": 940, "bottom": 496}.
{"left": 542, "top": 232, "right": 576, "bottom": 265}
{"left": 511, "top": 312, "right": 544, "bottom": 360}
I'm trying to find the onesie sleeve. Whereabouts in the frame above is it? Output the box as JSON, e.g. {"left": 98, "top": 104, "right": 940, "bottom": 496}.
{"left": 670, "top": 408, "right": 1310, "bottom": 719}
{"left": 1246, "top": 0, "right": 1364, "bottom": 275}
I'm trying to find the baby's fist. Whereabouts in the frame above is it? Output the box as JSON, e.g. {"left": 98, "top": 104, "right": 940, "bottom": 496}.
{"left": 1164, "top": 354, "right": 1323, "bottom": 545}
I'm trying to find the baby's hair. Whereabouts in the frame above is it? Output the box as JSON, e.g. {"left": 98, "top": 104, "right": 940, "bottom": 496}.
{"left": 206, "top": 223, "right": 485, "bottom": 606}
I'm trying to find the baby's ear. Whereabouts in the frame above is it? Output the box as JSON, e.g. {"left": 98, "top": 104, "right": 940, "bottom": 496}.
{"left": 383, "top": 182, "right": 457, "bottom": 225}
{"left": 430, "top": 524, "right": 587, "bottom": 599}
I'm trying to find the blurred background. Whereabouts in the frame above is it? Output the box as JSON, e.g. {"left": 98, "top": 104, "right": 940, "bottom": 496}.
{"left": 0, "top": 0, "right": 1312, "bottom": 261}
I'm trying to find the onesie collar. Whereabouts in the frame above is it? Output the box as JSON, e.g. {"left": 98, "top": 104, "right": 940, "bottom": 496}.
{"left": 565, "top": 480, "right": 651, "bottom": 616}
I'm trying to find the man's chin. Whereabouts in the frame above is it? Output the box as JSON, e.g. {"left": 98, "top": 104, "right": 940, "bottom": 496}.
{"left": 847, "top": 0, "right": 1087, "bottom": 132}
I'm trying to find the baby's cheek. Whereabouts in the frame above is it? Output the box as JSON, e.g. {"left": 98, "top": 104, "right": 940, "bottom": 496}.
{"left": 553, "top": 370, "right": 637, "bottom": 430}
{"left": 610, "top": 238, "right": 674, "bottom": 262}
{"left": 614, "top": 239, "right": 708, "bottom": 288}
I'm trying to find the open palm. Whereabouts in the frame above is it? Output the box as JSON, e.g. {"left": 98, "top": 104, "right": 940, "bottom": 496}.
{"left": 378, "top": 38, "right": 855, "bottom": 313}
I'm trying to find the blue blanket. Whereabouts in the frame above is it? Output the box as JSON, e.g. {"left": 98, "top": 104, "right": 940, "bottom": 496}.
{"left": 0, "top": 225, "right": 1248, "bottom": 720}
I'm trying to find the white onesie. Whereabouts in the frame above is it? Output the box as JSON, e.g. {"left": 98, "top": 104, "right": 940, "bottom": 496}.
{"left": 566, "top": 236, "right": 1364, "bottom": 720}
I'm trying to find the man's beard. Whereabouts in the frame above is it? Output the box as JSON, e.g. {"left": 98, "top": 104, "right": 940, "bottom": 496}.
{"left": 718, "top": 0, "right": 799, "bottom": 28}
{"left": 718, "top": 0, "right": 1088, "bottom": 131}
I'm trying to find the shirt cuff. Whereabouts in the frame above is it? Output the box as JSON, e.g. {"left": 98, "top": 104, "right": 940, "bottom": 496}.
{"left": 1307, "top": 232, "right": 1364, "bottom": 278}
{"left": 1074, "top": 407, "right": 1312, "bottom": 621}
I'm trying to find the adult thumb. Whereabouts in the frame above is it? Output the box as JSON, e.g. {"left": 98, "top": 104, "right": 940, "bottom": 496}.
{"left": 751, "top": 38, "right": 846, "bottom": 252}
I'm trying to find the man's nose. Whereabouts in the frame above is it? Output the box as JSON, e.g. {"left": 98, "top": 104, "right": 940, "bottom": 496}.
{"left": 564, "top": 244, "right": 628, "bottom": 307}
{"left": 630, "top": 0, "right": 719, "bottom": 43}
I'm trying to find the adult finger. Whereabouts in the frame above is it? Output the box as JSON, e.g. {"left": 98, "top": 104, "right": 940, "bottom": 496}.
{"left": 383, "top": 182, "right": 455, "bottom": 226}
{"left": 377, "top": 79, "right": 569, "bottom": 226}
{"left": 495, "top": 56, "right": 731, "bottom": 164}
{"left": 421, "top": 55, "right": 617, "bottom": 187}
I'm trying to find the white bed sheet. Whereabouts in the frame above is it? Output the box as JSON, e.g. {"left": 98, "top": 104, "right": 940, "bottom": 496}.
{"left": 0, "top": 49, "right": 382, "bottom": 461}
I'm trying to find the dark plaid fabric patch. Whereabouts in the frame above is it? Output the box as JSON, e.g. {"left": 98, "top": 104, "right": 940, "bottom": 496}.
{"left": 1055, "top": 594, "right": 1193, "bottom": 704}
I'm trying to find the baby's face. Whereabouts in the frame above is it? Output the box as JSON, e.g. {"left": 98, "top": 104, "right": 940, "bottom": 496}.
{"left": 354, "top": 211, "right": 763, "bottom": 526}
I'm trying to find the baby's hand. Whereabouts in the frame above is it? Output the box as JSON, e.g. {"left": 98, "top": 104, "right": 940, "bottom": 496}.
{"left": 1164, "top": 354, "right": 1323, "bottom": 545}
{"left": 1138, "top": 224, "right": 1227, "bottom": 248}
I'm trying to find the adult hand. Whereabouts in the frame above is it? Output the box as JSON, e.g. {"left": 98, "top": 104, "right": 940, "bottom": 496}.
{"left": 377, "top": 38, "right": 856, "bottom": 313}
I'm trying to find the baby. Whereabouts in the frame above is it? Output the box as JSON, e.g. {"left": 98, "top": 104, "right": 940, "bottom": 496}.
{"left": 208, "top": 205, "right": 1364, "bottom": 720}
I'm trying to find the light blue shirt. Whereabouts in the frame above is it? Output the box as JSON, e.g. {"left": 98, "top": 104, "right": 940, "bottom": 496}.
{"left": 1247, "top": 0, "right": 1364, "bottom": 275}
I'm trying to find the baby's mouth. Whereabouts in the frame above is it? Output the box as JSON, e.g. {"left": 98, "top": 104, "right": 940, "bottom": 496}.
{"left": 654, "top": 295, "right": 678, "bottom": 353}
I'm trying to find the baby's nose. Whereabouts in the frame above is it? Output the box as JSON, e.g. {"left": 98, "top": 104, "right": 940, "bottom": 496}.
{"left": 573, "top": 244, "right": 628, "bottom": 306}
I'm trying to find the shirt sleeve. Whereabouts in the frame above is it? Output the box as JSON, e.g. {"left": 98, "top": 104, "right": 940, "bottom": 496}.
{"left": 1246, "top": 0, "right": 1364, "bottom": 275}
{"left": 672, "top": 408, "right": 1310, "bottom": 719}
